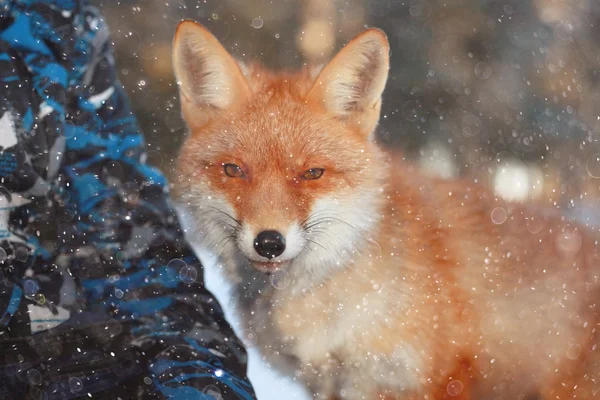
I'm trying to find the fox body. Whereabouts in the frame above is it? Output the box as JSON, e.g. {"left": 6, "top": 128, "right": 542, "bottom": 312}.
{"left": 172, "top": 20, "right": 600, "bottom": 399}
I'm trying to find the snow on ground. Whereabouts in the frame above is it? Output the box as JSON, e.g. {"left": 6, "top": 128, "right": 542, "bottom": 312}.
{"left": 194, "top": 247, "right": 311, "bottom": 400}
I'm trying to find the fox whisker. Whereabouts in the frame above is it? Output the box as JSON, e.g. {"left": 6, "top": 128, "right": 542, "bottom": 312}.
{"left": 303, "top": 226, "right": 335, "bottom": 244}
{"left": 305, "top": 238, "right": 327, "bottom": 251}
{"left": 208, "top": 206, "right": 241, "bottom": 227}
{"left": 215, "top": 233, "right": 237, "bottom": 252}
{"left": 303, "top": 214, "right": 357, "bottom": 232}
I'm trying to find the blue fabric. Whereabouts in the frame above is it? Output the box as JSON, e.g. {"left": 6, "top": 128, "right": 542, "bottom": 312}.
{"left": 0, "top": 1, "right": 256, "bottom": 399}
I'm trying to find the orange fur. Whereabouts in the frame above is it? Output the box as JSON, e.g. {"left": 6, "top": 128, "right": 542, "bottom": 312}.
{"left": 172, "top": 20, "right": 600, "bottom": 399}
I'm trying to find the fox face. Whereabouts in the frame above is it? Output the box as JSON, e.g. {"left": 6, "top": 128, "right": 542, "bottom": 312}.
{"left": 172, "top": 21, "right": 390, "bottom": 285}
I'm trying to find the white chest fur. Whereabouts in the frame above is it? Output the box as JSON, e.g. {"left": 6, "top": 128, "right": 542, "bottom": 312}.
{"left": 242, "top": 271, "right": 424, "bottom": 398}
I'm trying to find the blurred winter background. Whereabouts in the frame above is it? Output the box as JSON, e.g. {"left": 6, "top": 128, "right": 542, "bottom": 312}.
{"left": 92, "top": 0, "right": 600, "bottom": 398}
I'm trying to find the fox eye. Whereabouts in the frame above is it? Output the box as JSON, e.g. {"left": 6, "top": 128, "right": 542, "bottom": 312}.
{"left": 301, "top": 168, "right": 325, "bottom": 180}
{"left": 224, "top": 163, "right": 244, "bottom": 178}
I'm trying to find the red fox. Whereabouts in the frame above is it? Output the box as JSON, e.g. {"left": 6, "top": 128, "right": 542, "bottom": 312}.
{"left": 172, "top": 20, "right": 600, "bottom": 400}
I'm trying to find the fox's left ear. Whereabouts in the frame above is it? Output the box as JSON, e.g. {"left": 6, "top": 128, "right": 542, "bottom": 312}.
{"left": 173, "top": 20, "right": 250, "bottom": 129}
{"left": 307, "top": 28, "right": 389, "bottom": 140}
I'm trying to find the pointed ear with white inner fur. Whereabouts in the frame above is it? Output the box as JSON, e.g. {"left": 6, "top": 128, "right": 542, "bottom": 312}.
{"left": 173, "top": 20, "right": 250, "bottom": 129}
{"left": 307, "top": 28, "right": 390, "bottom": 139}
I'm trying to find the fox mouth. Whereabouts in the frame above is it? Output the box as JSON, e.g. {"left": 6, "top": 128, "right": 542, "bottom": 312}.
{"left": 250, "top": 259, "right": 291, "bottom": 273}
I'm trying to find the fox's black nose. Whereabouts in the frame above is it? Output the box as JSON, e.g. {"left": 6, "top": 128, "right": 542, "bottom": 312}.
{"left": 254, "top": 230, "right": 286, "bottom": 259}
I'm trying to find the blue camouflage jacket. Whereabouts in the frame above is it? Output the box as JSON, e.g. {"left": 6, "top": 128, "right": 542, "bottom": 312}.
{"left": 0, "top": 1, "right": 256, "bottom": 399}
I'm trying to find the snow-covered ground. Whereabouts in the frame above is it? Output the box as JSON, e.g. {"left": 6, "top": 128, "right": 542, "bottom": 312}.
{"left": 195, "top": 248, "right": 311, "bottom": 400}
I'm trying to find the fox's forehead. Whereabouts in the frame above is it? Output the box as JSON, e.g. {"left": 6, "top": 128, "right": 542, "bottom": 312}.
{"left": 209, "top": 84, "right": 353, "bottom": 163}
{"left": 239, "top": 72, "right": 318, "bottom": 126}
{"left": 235, "top": 102, "right": 319, "bottom": 146}
{"left": 243, "top": 65, "right": 318, "bottom": 98}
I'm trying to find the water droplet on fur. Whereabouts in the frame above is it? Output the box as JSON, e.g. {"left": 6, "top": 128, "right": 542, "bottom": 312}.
{"left": 567, "top": 343, "right": 582, "bottom": 360}
{"left": 271, "top": 269, "right": 290, "bottom": 289}
{"left": 416, "top": 206, "right": 437, "bottom": 224}
{"left": 241, "top": 329, "right": 258, "bottom": 348}
{"left": 490, "top": 207, "right": 507, "bottom": 224}
{"left": 526, "top": 216, "right": 545, "bottom": 234}
{"left": 447, "top": 380, "right": 464, "bottom": 396}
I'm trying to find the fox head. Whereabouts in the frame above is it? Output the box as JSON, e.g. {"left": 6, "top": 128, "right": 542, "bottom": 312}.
{"left": 172, "top": 20, "right": 390, "bottom": 288}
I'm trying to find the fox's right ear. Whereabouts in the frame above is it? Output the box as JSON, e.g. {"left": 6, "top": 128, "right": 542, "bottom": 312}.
{"left": 173, "top": 20, "right": 250, "bottom": 128}
{"left": 307, "top": 28, "right": 389, "bottom": 140}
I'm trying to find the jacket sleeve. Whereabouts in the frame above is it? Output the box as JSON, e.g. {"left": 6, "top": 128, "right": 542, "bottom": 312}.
{"left": 0, "top": 1, "right": 256, "bottom": 399}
